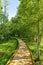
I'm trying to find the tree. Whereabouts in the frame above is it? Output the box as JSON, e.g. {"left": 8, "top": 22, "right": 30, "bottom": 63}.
{"left": 0, "top": 0, "right": 2, "bottom": 23}
{"left": 0, "top": 0, "right": 8, "bottom": 41}
{"left": 0, "top": 0, "right": 8, "bottom": 23}
{"left": 2, "top": 0, "right": 8, "bottom": 23}
{"left": 17, "top": 0, "right": 43, "bottom": 61}
{"left": 36, "top": 0, "right": 43, "bottom": 60}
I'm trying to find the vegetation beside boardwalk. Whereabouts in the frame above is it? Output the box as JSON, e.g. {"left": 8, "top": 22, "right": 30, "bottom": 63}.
{"left": 0, "top": 38, "right": 18, "bottom": 65}
{"left": 21, "top": 38, "right": 43, "bottom": 65}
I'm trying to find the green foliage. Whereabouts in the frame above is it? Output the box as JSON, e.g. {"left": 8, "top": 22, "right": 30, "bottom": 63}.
{"left": 0, "top": 38, "right": 18, "bottom": 65}
{"left": 26, "top": 38, "right": 43, "bottom": 65}
{"left": 0, "top": 0, "right": 43, "bottom": 41}
{"left": 16, "top": 0, "right": 43, "bottom": 41}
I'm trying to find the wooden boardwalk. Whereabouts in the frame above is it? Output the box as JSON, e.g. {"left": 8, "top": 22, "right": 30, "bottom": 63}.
{"left": 7, "top": 39, "right": 33, "bottom": 65}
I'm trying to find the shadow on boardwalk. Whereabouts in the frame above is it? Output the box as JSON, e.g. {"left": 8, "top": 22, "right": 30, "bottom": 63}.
{"left": 7, "top": 39, "right": 33, "bottom": 65}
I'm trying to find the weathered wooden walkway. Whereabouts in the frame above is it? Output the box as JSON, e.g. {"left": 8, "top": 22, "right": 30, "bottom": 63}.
{"left": 7, "top": 39, "right": 33, "bottom": 65}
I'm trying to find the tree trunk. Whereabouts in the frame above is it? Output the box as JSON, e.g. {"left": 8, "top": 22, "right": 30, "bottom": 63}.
{"left": 37, "top": 18, "right": 40, "bottom": 61}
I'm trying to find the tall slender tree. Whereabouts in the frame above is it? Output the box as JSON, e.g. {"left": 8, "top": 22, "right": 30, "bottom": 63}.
{"left": 2, "top": 0, "right": 8, "bottom": 23}
{"left": 37, "top": 0, "right": 43, "bottom": 61}
{"left": 0, "top": 0, "right": 2, "bottom": 23}
{"left": 4, "top": 0, "right": 8, "bottom": 15}
{"left": 0, "top": 0, "right": 2, "bottom": 13}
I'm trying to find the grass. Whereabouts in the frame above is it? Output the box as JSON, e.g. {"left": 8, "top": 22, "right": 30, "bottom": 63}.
{"left": 0, "top": 38, "right": 18, "bottom": 65}
{"left": 26, "top": 38, "right": 43, "bottom": 65}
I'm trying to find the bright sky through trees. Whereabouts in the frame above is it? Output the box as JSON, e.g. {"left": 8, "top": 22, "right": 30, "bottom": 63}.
{"left": 8, "top": 0, "right": 19, "bottom": 20}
